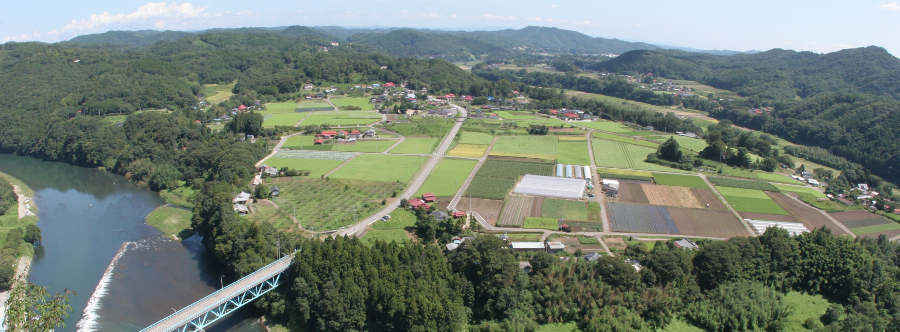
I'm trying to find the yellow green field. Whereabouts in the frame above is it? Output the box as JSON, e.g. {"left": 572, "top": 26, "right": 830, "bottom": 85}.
{"left": 415, "top": 158, "right": 478, "bottom": 196}
{"left": 448, "top": 144, "right": 489, "bottom": 158}
{"left": 263, "top": 113, "right": 308, "bottom": 127}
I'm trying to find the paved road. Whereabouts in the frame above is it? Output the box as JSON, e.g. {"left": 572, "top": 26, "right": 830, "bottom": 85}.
{"left": 143, "top": 255, "right": 293, "bottom": 332}
{"left": 338, "top": 105, "right": 467, "bottom": 237}
{"left": 700, "top": 173, "right": 757, "bottom": 237}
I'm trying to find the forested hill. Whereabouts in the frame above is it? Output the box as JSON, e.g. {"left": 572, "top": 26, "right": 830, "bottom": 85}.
{"left": 596, "top": 46, "right": 900, "bottom": 100}
{"left": 464, "top": 26, "right": 659, "bottom": 54}
{"left": 346, "top": 29, "right": 514, "bottom": 61}
{"left": 66, "top": 30, "right": 195, "bottom": 47}
{"left": 0, "top": 31, "right": 492, "bottom": 112}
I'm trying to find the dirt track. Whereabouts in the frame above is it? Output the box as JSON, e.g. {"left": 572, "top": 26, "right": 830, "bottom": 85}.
{"left": 769, "top": 192, "right": 853, "bottom": 236}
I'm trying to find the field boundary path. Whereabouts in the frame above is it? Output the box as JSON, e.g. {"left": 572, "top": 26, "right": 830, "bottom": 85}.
{"left": 700, "top": 174, "right": 757, "bottom": 237}
{"left": 293, "top": 112, "right": 311, "bottom": 127}
{"left": 585, "top": 129, "right": 612, "bottom": 233}
{"left": 337, "top": 104, "right": 467, "bottom": 237}
{"left": 786, "top": 195, "right": 856, "bottom": 237}
{"left": 596, "top": 235, "right": 614, "bottom": 256}
{"left": 255, "top": 132, "right": 304, "bottom": 167}
{"left": 448, "top": 137, "right": 498, "bottom": 211}
{"left": 322, "top": 153, "right": 361, "bottom": 178}
{"left": 325, "top": 97, "right": 337, "bottom": 111}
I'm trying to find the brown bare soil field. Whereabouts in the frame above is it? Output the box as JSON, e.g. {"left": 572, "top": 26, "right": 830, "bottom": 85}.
{"left": 642, "top": 184, "right": 675, "bottom": 206}
{"left": 604, "top": 236, "right": 627, "bottom": 250}
{"left": 639, "top": 184, "right": 703, "bottom": 209}
{"left": 384, "top": 114, "right": 399, "bottom": 122}
{"left": 769, "top": 192, "right": 853, "bottom": 236}
{"left": 620, "top": 183, "right": 649, "bottom": 204}
{"left": 531, "top": 197, "right": 544, "bottom": 217}
{"left": 669, "top": 186, "right": 703, "bottom": 209}
{"left": 830, "top": 211, "right": 879, "bottom": 222}
{"left": 435, "top": 196, "right": 453, "bottom": 210}
{"left": 498, "top": 195, "right": 532, "bottom": 227}
{"left": 668, "top": 207, "right": 750, "bottom": 238}
{"left": 692, "top": 189, "right": 727, "bottom": 210}
{"left": 459, "top": 197, "right": 504, "bottom": 225}
{"left": 268, "top": 140, "right": 281, "bottom": 145}
{"left": 741, "top": 213, "right": 797, "bottom": 222}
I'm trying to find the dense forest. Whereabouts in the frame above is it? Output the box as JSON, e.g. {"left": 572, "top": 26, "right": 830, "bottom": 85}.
{"left": 594, "top": 47, "right": 900, "bottom": 100}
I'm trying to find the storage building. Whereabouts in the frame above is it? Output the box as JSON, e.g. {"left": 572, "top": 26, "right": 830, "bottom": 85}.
{"left": 512, "top": 175, "right": 586, "bottom": 200}
{"left": 509, "top": 242, "right": 545, "bottom": 252}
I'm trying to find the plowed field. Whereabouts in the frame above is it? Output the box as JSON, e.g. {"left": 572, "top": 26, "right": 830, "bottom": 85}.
{"left": 667, "top": 208, "right": 750, "bottom": 238}
{"left": 608, "top": 203, "right": 679, "bottom": 234}
{"left": 639, "top": 184, "right": 704, "bottom": 209}
{"left": 458, "top": 197, "right": 504, "bottom": 225}
{"left": 498, "top": 195, "right": 532, "bottom": 227}
{"left": 769, "top": 192, "right": 853, "bottom": 236}
{"left": 530, "top": 197, "right": 544, "bottom": 217}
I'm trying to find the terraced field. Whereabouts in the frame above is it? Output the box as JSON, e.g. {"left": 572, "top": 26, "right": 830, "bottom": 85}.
{"left": 273, "top": 150, "right": 356, "bottom": 160}
{"left": 717, "top": 187, "right": 790, "bottom": 215}
{"left": 498, "top": 196, "right": 532, "bottom": 227}
{"left": 263, "top": 158, "right": 346, "bottom": 178}
{"left": 831, "top": 211, "right": 900, "bottom": 238}
{"left": 263, "top": 113, "right": 308, "bottom": 127}
{"left": 415, "top": 158, "right": 478, "bottom": 197}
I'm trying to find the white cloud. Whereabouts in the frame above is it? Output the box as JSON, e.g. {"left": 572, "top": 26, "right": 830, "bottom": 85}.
{"left": 1, "top": 32, "right": 41, "bottom": 43}
{"left": 879, "top": 2, "right": 900, "bottom": 10}
{"left": 475, "top": 14, "right": 517, "bottom": 20}
{"left": 60, "top": 3, "right": 209, "bottom": 33}
{"left": 451, "top": 14, "right": 458, "bottom": 18}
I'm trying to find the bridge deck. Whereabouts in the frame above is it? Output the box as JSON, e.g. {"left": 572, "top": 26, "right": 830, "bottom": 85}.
{"left": 141, "top": 255, "right": 294, "bottom": 332}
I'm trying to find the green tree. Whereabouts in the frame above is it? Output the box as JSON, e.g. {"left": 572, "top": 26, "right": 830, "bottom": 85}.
{"left": 22, "top": 225, "right": 41, "bottom": 245}
{"left": 4, "top": 274, "right": 75, "bottom": 331}
{"left": 657, "top": 137, "right": 683, "bottom": 162}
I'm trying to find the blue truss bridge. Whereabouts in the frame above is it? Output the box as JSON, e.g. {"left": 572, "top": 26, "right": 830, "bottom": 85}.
{"left": 140, "top": 254, "right": 294, "bottom": 332}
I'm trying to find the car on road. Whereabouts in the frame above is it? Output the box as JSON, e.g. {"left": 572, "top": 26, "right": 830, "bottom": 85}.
{"left": 379, "top": 215, "right": 392, "bottom": 221}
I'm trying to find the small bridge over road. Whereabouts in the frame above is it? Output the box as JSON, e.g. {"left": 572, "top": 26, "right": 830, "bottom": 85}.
{"left": 140, "top": 254, "right": 294, "bottom": 332}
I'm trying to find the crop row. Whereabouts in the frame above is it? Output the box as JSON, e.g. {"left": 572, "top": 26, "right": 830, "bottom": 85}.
{"left": 709, "top": 176, "right": 780, "bottom": 192}
{"left": 274, "top": 150, "right": 356, "bottom": 161}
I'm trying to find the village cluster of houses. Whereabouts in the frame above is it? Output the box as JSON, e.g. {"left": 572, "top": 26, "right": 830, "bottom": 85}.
{"left": 791, "top": 171, "right": 820, "bottom": 186}
{"left": 547, "top": 109, "right": 598, "bottom": 121}
{"left": 312, "top": 129, "right": 376, "bottom": 144}
{"left": 640, "top": 80, "right": 695, "bottom": 97}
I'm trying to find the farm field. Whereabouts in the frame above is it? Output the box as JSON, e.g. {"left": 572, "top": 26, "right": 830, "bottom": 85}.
{"left": 592, "top": 131, "right": 659, "bottom": 148}
{"left": 762, "top": 193, "right": 851, "bottom": 236}
{"left": 458, "top": 131, "right": 494, "bottom": 145}
{"left": 329, "top": 154, "right": 426, "bottom": 183}
{"left": 830, "top": 210, "right": 900, "bottom": 238}
{"left": 773, "top": 184, "right": 826, "bottom": 198}
{"left": 415, "top": 158, "right": 478, "bottom": 197}
{"left": 557, "top": 140, "right": 590, "bottom": 165}
{"left": 652, "top": 173, "right": 709, "bottom": 189}
{"left": 300, "top": 111, "right": 381, "bottom": 126}
{"left": 578, "top": 120, "right": 635, "bottom": 133}
{"left": 274, "top": 178, "right": 403, "bottom": 231}
{"left": 494, "top": 110, "right": 539, "bottom": 119}
{"left": 717, "top": 187, "right": 790, "bottom": 215}
{"left": 273, "top": 150, "right": 356, "bottom": 161}
{"left": 459, "top": 197, "right": 504, "bottom": 225}
{"left": 282, "top": 136, "right": 397, "bottom": 153}
{"left": 371, "top": 208, "right": 417, "bottom": 230}
{"left": 754, "top": 172, "right": 800, "bottom": 184}
{"left": 263, "top": 113, "right": 308, "bottom": 127}
{"left": 448, "top": 144, "right": 489, "bottom": 158}
{"left": 263, "top": 158, "right": 346, "bottom": 178}
{"left": 667, "top": 207, "right": 749, "bottom": 238}
{"left": 592, "top": 139, "right": 693, "bottom": 173}
{"left": 296, "top": 100, "right": 334, "bottom": 110}
{"left": 541, "top": 198, "right": 590, "bottom": 221}
{"left": 642, "top": 184, "right": 704, "bottom": 208}
{"left": 607, "top": 202, "right": 679, "bottom": 234}
{"left": 709, "top": 176, "right": 781, "bottom": 191}
{"left": 490, "top": 136, "right": 559, "bottom": 160}
{"left": 465, "top": 160, "right": 553, "bottom": 200}
{"left": 247, "top": 205, "right": 294, "bottom": 230}
{"left": 378, "top": 117, "right": 455, "bottom": 137}
{"left": 360, "top": 229, "right": 409, "bottom": 245}
{"left": 498, "top": 195, "right": 532, "bottom": 227}
{"left": 389, "top": 137, "right": 438, "bottom": 154}
{"left": 331, "top": 97, "right": 373, "bottom": 110}
{"left": 200, "top": 82, "right": 235, "bottom": 104}
{"left": 524, "top": 217, "right": 558, "bottom": 230}
{"left": 598, "top": 169, "right": 654, "bottom": 181}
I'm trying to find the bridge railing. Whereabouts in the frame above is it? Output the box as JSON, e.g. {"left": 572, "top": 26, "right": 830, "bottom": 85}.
{"left": 140, "top": 254, "right": 294, "bottom": 332}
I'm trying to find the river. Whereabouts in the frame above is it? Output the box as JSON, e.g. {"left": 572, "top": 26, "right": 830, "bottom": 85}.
{"left": 0, "top": 154, "right": 266, "bottom": 332}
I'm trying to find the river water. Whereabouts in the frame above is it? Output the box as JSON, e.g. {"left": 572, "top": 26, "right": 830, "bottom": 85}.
{"left": 0, "top": 154, "right": 265, "bottom": 332}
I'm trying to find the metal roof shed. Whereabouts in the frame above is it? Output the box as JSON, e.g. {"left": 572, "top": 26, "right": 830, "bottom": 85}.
{"left": 565, "top": 165, "right": 573, "bottom": 178}
{"left": 556, "top": 164, "right": 564, "bottom": 177}
{"left": 574, "top": 165, "right": 583, "bottom": 179}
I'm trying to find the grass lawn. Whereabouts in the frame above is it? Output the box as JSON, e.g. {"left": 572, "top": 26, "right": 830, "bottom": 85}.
{"left": 145, "top": 206, "right": 193, "bottom": 240}
{"left": 448, "top": 144, "right": 489, "bottom": 158}
{"left": 458, "top": 131, "right": 495, "bottom": 145}
{"left": 102, "top": 115, "right": 128, "bottom": 124}
{"left": 159, "top": 186, "right": 197, "bottom": 208}
{"left": 721, "top": 195, "right": 790, "bottom": 215}
{"left": 360, "top": 229, "right": 410, "bottom": 245}
{"left": 524, "top": 217, "right": 559, "bottom": 230}
{"left": 389, "top": 137, "right": 438, "bottom": 154}
{"left": 754, "top": 172, "right": 801, "bottom": 184}
{"left": 330, "top": 154, "right": 426, "bottom": 183}
{"left": 671, "top": 135, "right": 708, "bottom": 152}
{"left": 781, "top": 292, "right": 834, "bottom": 331}
{"left": 774, "top": 184, "right": 827, "bottom": 198}
{"left": 491, "top": 136, "right": 559, "bottom": 160}
{"left": 200, "top": 82, "right": 235, "bottom": 105}
{"left": 652, "top": 173, "right": 709, "bottom": 189}
{"left": 849, "top": 223, "right": 900, "bottom": 236}
{"left": 272, "top": 178, "right": 403, "bottom": 231}
{"left": 541, "top": 198, "right": 589, "bottom": 221}
{"left": 264, "top": 158, "right": 346, "bottom": 178}
{"left": 332, "top": 97, "right": 373, "bottom": 110}
{"left": 557, "top": 140, "right": 590, "bottom": 165}
{"left": 501, "top": 232, "right": 543, "bottom": 241}
{"left": 247, "top": 205, "right": 294, "bottom": 230}
{"left": 263, "top": 113, "right": 307, "bottom": 127}
{"left": 263, "top": 102, "right": 302, "bottom": 114}
{"left": 371, "top": 208, "right": 417, "bottom": 230}
{"left": 416, "top": 158, "right": 478, "bottom": 197}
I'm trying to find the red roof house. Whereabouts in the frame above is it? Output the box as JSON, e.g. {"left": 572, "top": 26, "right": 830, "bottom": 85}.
{"left": 384, "top": 82, "right": 396, "bottom": 87}
{"left": 194, "top": 120, "right": 202, "bottom": 124}
{"left": 351, "top": 130, "right": 361, "bottom": 135}
{"left": 237, "top": 105, "right": 248, "bottom": 111}
{"left": 550, "top": 110, "right": 558, "bottom": 114}
{"left": 895, "top": 208, "right": 900, "bottom": 214}
{"left": 452, "top": 211, "right": 466, "bottom": 218}
{"left": 422, "top": 193, "right": 436, "bottom": 202}
{"left": 448, "top": 93, "right": 457, "bottom": 98}
{"left": 563, "top": 112, "right": 578, "bottom": 119}
{"left": 464, "top": 95, "right": 473, "bottom": 101}
{"left": 408, "top": 198, "right": 431, "bottom": 210}
{"left": 314, "top": 139, "right": 324, "bottom": 145}
{"left": 317, "top": 131, "right": 337, "bottom": 138}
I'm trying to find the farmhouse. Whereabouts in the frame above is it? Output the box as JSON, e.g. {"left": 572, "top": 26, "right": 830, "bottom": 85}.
{"left": 602, "top": 179, "right": 620, "bottom": 191}
{"left": 233, "top": 204, "right": 249, "bottom": 215}
{"left": 270, "top": 186, "right": 280, "bottom": 197}
{"left": 233, "top": 192, "right": 251, "bottom": 204}
{"left": 584, "top": 252, "right": 602, "bottom": 261}
{"left": 317, "top": 131, "right": 338, "bottom": 138}
{"left": 673, "top": 238, "right": 699, "bottom": 250}
{"left": 313, "top": 139, "right": 325, "bottom": 145}
{"left": 430, "top": 210, "right": 450, "bottom": 222}
{"left": 349, "top": 130, "right": 362, "bottom": 138}
{"left": 452, "top": 211, "right": 466, "bottom": 218}
{"left": 408, "top": 198, "right": 431, "bottom": 210}
{"left": 546, "top": 241, "right": 566, "bottom": 253}
{"left": 422, "top": 193, "right": 436, "bottom": 202}
{"left": 446, "top": 243, "right": 459, "bottom": 251}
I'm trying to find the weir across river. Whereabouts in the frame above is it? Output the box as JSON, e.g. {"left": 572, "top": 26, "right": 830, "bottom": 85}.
{"left": 140, "top": 254, "right": 294, "bottom": 332}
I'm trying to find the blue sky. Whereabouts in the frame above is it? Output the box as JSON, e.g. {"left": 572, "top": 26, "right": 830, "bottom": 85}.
{"left": 2, "top": 1, "right": 899, "bottom": 56}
